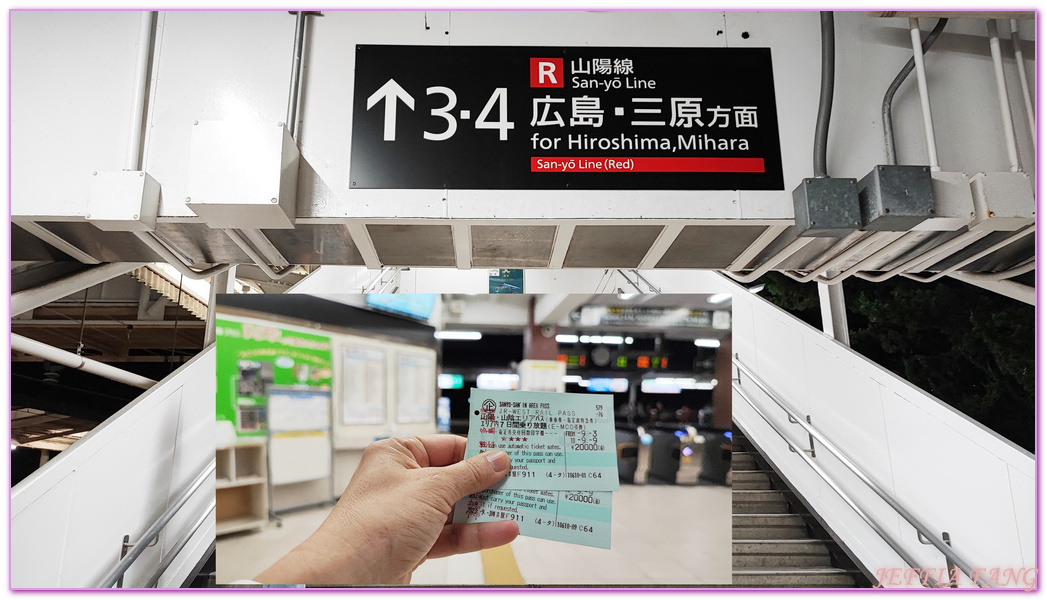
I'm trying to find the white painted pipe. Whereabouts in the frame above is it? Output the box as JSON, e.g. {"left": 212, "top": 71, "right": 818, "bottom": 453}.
{"left": 133, "top": 231, "right": 232, "bottom": 281}
{"left": 782, "top": 232, "right": 884, "bottom": 283}
{"left": 224, "top": 229, "right": 299, "bottom": 281}
{"left": 816, "top": 231, "right": 919, "bottom": 284}
{"left": 1009, "top": 20, "right": 1035, "bottom": 145}
{"left": 987, "top": 19, "right": 1021, "bottom": 172}
{"left": 909, "top": 18, "right": 941, "bottom": 171}
{"left": 11, "top": 334, "right": 156, "bottom": 389}
{"left": 854, "top": 229, "right": 991, "bottom": 283}
{"left": 723, "top": 236, "right": 816, "bottom": 283}
{"left": 902, "top": 226, "right": 1034, "bottom": 283}
{"left": 11, "top": 262, "right": 146, "bottom": 316}
{"left": 125, "top": 12, "right": 155, "bottom": 171}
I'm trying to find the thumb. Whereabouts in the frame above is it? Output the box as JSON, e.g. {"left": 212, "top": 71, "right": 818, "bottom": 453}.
{"left": 435, "top": 450, "right": 511, "bottom": 503}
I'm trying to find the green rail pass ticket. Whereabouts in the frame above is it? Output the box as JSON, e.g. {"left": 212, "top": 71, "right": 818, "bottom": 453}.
{"left": 465, "top": 389, "right": 620, "bottom": 492}
{"left": 452, "top": 487, "right": 613, "bottom": 549}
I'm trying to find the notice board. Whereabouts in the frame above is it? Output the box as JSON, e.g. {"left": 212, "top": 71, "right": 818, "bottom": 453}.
{"left": 350, "top": 45, "right": 783, "bottom": 191}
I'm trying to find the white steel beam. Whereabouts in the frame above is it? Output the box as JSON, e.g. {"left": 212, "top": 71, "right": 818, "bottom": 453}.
{"left": 548, "top": 224, "right": 575, "bottom": 269}
{"left": 534, "top": 293, "right": 592, "bottom": 325}
{"left": 727, "top": 225, "right": 789, "bottom": 271}
{"left": 16, "top": 222, "right": 101, "bottom": 265}
{"left": 453, "top": 223, "right": 472, "bottom": 270}
{"left": 345, "top": 222, "right": 382, "bottom": 269}
{"left": 637, "top": 224, "right": 685, "bottom": 269}
{"left": 11, "top": 262, "right": 146, "bottom": 317}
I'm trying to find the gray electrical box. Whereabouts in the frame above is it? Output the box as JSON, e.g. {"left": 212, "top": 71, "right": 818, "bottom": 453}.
{"left": 858, "top": 165, "right": 935, "bottom": 231}
{"left": 792, "top": 177, "right": 861, "bottom": 237}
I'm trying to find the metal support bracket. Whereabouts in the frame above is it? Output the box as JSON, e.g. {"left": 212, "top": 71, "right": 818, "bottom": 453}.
{"left": 787, "top": 414, "right": 817, "bottom": 457}
{"left": 918, "top": 530, "right": 958, "bottom": 587}
{"left": 117, "top": 534, "right": 158, "bottom": 588}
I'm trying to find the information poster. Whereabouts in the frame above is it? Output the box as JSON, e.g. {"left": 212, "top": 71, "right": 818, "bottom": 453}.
{"left": 341, "top": 346, "right": 387, "bottom": 425}
{"left": 396, "top": 353, "right": 436, "bottom": 424}
{"left": 215, "top": 317, "right": 333, "bottom": 439}
{"left": 351, "top": 45, "right": 783, "bottom": 190}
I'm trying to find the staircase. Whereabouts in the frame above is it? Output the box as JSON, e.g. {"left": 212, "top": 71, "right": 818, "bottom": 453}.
{"left": 731, "top": 431, "right": 867, "bottom": 588}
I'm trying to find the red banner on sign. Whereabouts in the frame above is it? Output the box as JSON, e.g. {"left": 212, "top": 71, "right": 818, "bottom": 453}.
{"left": 530, "top": 156, "right": 765, "bottom": 173}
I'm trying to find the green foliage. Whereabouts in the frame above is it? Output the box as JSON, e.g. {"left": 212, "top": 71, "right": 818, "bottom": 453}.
{"left": 755, "top": 274, "right": 1034, "bottom": 452}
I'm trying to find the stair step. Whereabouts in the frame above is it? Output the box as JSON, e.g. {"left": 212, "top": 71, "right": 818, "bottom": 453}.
{"left": 733, "top": 540, "right": 833, "bottom": 568}
{"left": 732, "top": 568, "right": 860, "bottom": 587}
{"left": 733, "top": 514, "right": 809, "bottom": 540}
{"left": 733, "top": 540, "right": 831, "bottom": 554}
{"left": 732, "top": 471, "right": 773, "bottom": 489}
{"left": 733, "top": 490, "right": 788, "bottom": 507}
{"left": 733, "top": 514, "right": 807, "bottom": 527}
{"left": 733, "top": 553, "right": 833, "bottom": 568}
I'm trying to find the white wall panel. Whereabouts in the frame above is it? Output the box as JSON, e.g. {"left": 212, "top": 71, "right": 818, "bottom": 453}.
{"left": 11, "top": 348, "right": 217, "bottom": 588}
{"left": 145, "top": 11, "right": 295, "bottom": 219}
{"left": 11, "top": 11, "right": 142, "bottom": 220}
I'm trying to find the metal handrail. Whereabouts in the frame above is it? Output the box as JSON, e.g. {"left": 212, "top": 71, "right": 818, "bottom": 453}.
{"left": 97, "top": 459, "right": 217, "bottom": 588}
{"left": 734, "top": 357, "right": 994, "bottom": 588}
{"left": 144, "top": 499, "right": 217, "bottom": 588}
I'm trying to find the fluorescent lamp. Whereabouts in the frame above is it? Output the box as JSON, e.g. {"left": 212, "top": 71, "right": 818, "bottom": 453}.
{"left": 579, "top": 335, "right": 591, "bottom": 343}
{"left": 694, "top": 338, "right": 721, "bottom": 348}
{"left": 625, "top": 336, "right": 634, "bottom": 345}
{"left": 600, "top": 335, "right": 624, "bottom": 345}
{"left": 562, "top": 375, "right": 583, "bottom": 383}
{"left": 708, "top": 293, "right": 731, "bottom": 304}
{"left": 578, "top": 380, "right": 591, "bottom": 387}
{"left": 476, "top": 373, "right": 519, "bottom": 390}
{"left": 435, "top": 330, "right": 482, "bottom": 340}
{"left": 555, "top": 334, "right": 579, "bottom": 343}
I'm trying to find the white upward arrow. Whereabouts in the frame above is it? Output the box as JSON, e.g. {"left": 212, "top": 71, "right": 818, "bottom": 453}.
{"left": 366, "top": 79, "right": 415, "bottom": 141}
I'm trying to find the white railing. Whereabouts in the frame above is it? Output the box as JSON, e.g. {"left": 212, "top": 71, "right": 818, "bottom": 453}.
{"left": 11, "top": 347, "right": 217, "bottom": 588}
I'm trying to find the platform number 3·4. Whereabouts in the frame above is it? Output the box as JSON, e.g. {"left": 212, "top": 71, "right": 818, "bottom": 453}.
{"left": 366, "top": 78, "right": 514, "bottom": 142}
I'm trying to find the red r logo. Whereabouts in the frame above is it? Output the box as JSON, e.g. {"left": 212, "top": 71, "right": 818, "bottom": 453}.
{"left": 531, "top": 58, "right": 564, "bottom": 88}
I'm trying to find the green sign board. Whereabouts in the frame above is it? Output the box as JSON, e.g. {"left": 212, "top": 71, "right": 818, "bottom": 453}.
{"left": 215, "top": 317, "right": 334, "bottom": 438}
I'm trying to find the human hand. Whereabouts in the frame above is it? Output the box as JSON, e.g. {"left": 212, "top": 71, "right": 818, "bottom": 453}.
{"left": 255, "top": 435, "right": 518, "bottom": 585}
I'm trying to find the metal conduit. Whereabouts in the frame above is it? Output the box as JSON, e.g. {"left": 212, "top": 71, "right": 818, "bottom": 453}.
{"left": 814, "top": 231, "right": 917, "bottom": 284}
{"left": 286, "top": 11, "right": 308, "bottom": 139}
{"left": 781, "top": 232, "right": 887, "bottom": 283}
{"left": 812, "top": 11, "right": 835, "bottom": 179}
{"left": 224, "top": 230, "right": 300, "bottom": 281}
{"left": 986, "top": 19, "right": 1022, "bottom": 172}
{"left": 852, "top": 229, "right": 991, "bottom": 283}
{"left": 901, "top": 227, "right": 1034, "bottom": 283}
{"left": 133, "top": 231, "right": 232, "bottom": 281}
{"left": 126, "top": 12, "right": 156, "bottom": 171}
{"left": 11, "top": 333, "right": 157, "bottom": 389}
{"left": 908, "top": 18, "right": 940, "bottom": 171}
{"left": 724, "top": 237, "right": 816, "bottom": 283}
{"left": 98, "top": 460, "right": 217, "bottom": 588}
{"left": 882, "top": 18, "right": 948, "bottom": 165}
{"left": 734, "top": 384, "right": 942, "bottom": 588}
{"left": 734, "top": 358, "right": 994, "bottom": 588}
{"left": 1009, "top": 20, "right": 1035, "bottom": 139}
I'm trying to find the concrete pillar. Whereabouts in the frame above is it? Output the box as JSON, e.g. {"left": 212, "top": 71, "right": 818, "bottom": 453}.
{"left": 711, "top": 336, "right": 733, "bottom": 429}
{"left": 523, "top": 297, "right": 559, "bottom": 360}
